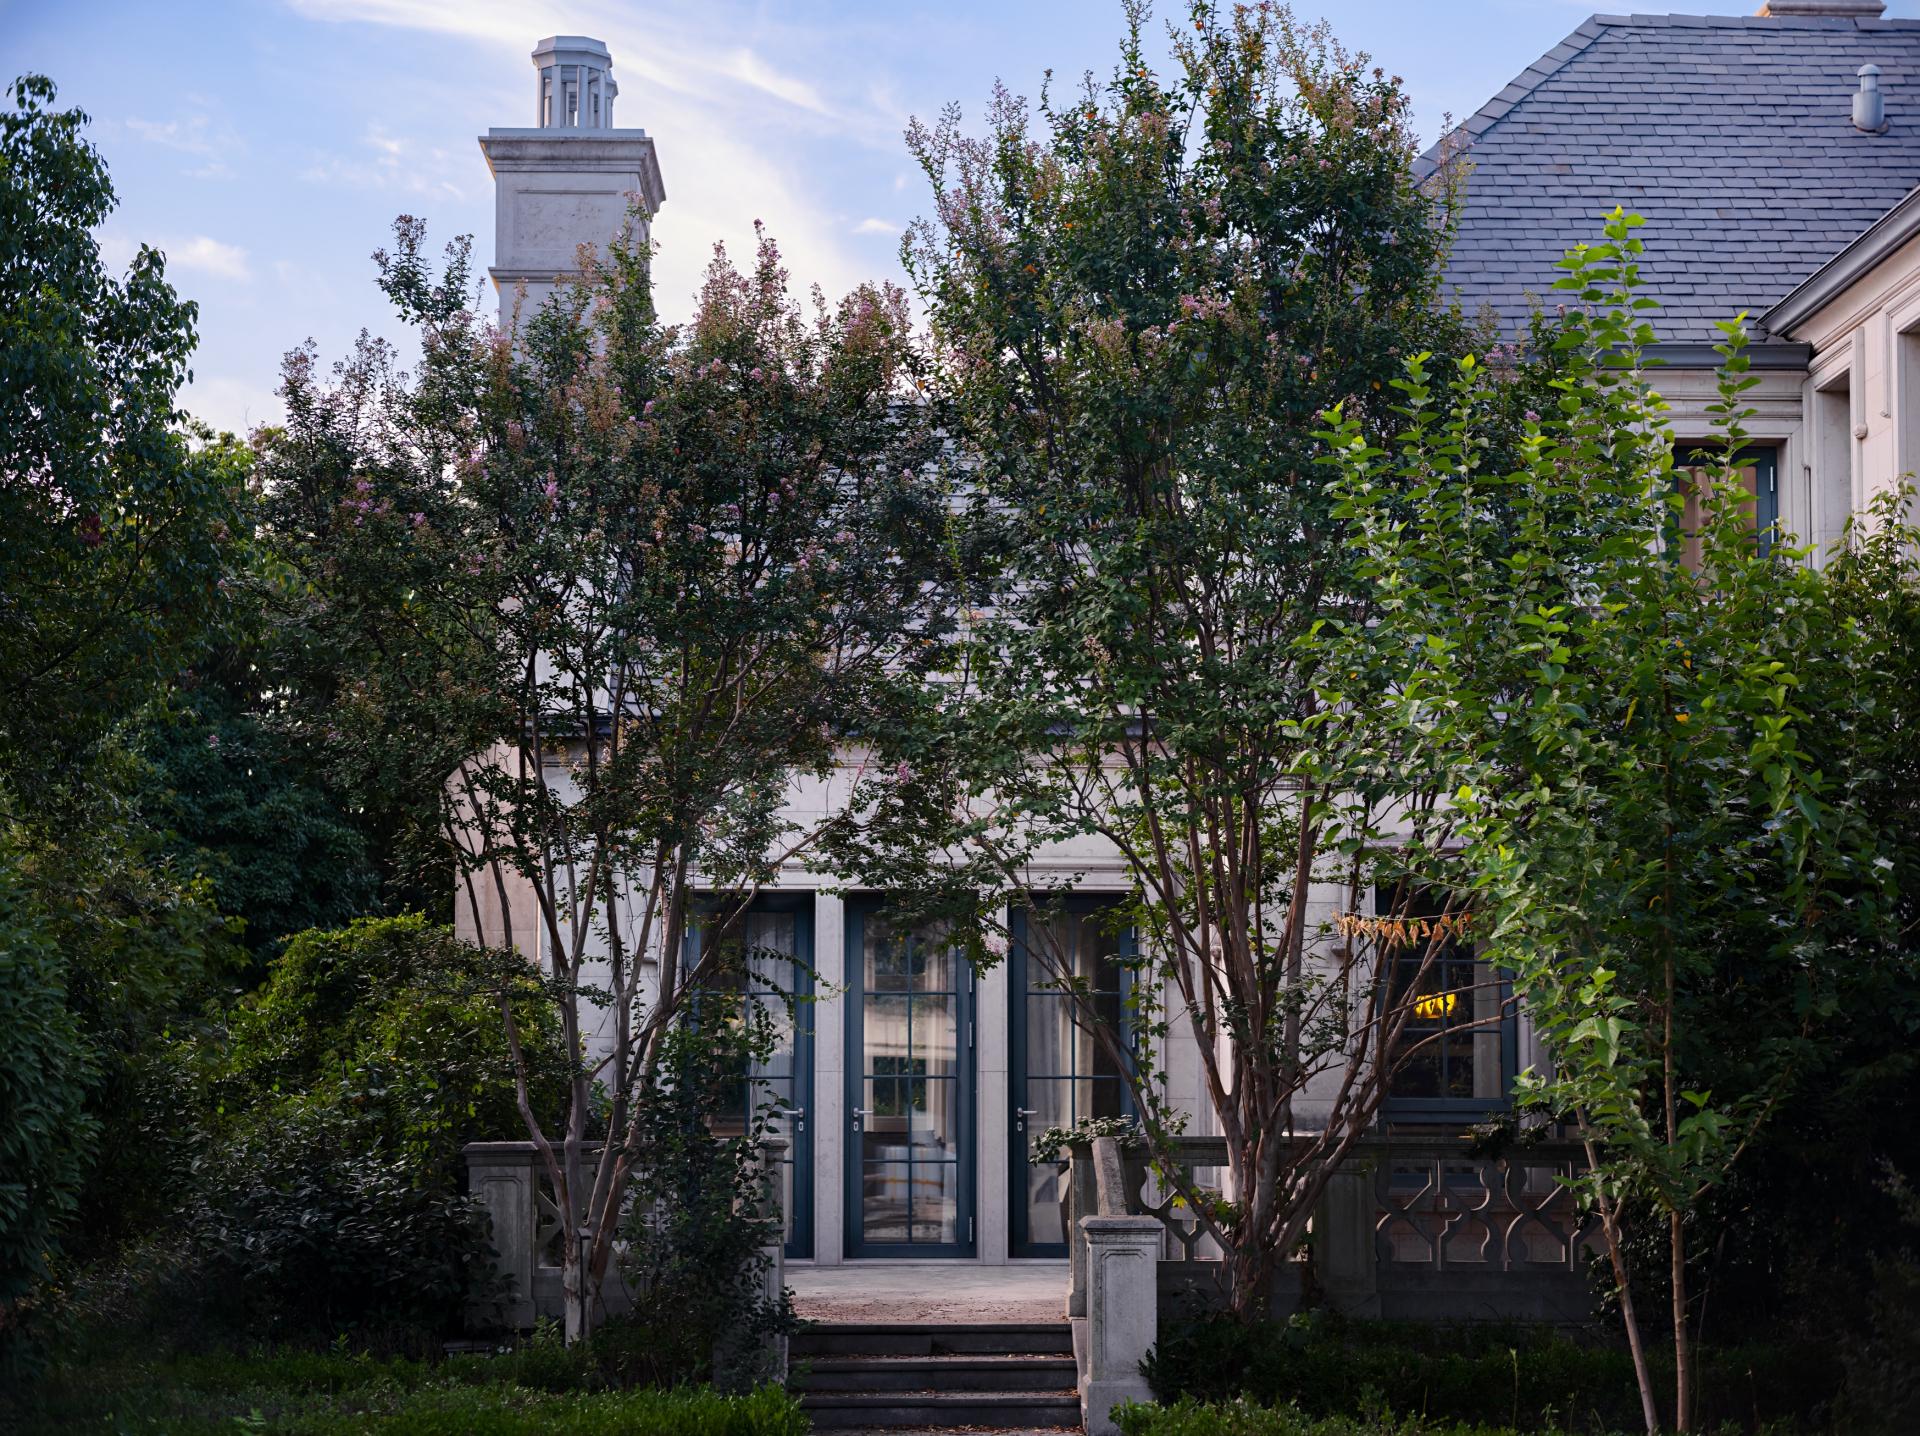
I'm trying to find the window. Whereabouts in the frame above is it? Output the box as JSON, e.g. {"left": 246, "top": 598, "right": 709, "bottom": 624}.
{"left": 1378, "top": 891, "right": 1513, "bottom": 1120}
{"left": 1674, "top": 445, "right": 1780, "bottom": 563}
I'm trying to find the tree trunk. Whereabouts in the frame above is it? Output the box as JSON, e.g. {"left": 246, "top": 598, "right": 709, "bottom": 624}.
{"left": 1586, "top": 1140, "right": 1661, "bottom": 1435}
{"left": 562, "top": 1231, "right": 593, "bottom": 1344}
{"left": 1671, "top": 1208, "right": 1692, "bottom": 1433}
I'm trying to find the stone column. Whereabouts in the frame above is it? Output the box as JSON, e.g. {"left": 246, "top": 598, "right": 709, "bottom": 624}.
{"left": 466, "top": 1141, "right": 538, "bottom": 1329}
{"left": 1314, "top": 1159, "right": 1381, "bottom": 1317}
{"left": 1078, "top": 1215, "right": 1162, "bottom": 1436}
{"left": 977, "top": 911, "right": 1010, "bottom": 1263}
{"left": 813, "top": 892, "right": 847, "bottom": 1263}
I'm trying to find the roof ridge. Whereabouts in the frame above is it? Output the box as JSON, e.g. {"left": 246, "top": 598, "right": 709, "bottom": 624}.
{"left": 1412, "top": 17, "right": 1609, "bottom": 183}
{"left": 1589, "top": 10, "right": 1920, "bottom": 26}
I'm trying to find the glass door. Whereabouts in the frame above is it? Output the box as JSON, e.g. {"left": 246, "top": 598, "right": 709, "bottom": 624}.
{"left": 1009, "top": 899, "right": 1134, "bottom": 1257}
{"left": 686, "top": 897, "right": 814, "bottom": 1259}
{"left": 844, "top": 900, "right": 975, "bottom": 1257}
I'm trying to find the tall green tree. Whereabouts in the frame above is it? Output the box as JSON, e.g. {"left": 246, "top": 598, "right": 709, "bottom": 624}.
{"left": 1328, "top": 210, "right": 1897, "bottom": 1432}
{"left": 257, "top": 215, "right": 969, "bottom": 1340}
{"left": 0, "top": 76, "right": 240, "bottom": 791}
{"left": 0, "top": 75, "right": 244, "bottom": 1348}
{"left": 840, "top": 0, "right": 1510, "bottom": 1318}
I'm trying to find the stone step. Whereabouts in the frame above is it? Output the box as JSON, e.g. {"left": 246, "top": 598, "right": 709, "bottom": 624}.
{"left": 793, "top": 1321, "right": 1074, "bottom": 1358}
{"left": 800, "top": 1389, "right": 1083, "bottom": 1430}
{"left": 795, "top": 1353, "right": 1078, "bottom": 1393}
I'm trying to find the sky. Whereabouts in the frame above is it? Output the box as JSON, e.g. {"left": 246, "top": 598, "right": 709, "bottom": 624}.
{"left": 5, "top": 0, "right": 1917, "bottom": 435}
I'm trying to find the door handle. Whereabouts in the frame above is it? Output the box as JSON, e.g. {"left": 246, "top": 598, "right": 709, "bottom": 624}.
{"left": 851, "top": 1106, "right": 873, "bottom": 1132}
{"left": 1015, "top": 1107, "right": 1039, "bottom": 1134}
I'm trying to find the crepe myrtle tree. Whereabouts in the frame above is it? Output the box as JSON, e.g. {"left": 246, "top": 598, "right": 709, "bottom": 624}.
{"left": 1327, "top": 211, "right": 1896, "bottom": 1432}
{"left": 256, "top": 214, "right": 968, "bottom": 1340}
{"left": 831, "top": 2, "right": 1530, "bottom": 1318}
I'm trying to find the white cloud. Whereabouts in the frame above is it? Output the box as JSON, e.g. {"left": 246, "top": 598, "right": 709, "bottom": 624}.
{"left": 301, "top": 123, "right": 470, "bottom": 200}
{"left": 719, "top": 48, "right": 833, "bottom": 119}
{"left": 117, "top": 103, "right": 244, "bottom": 178}
{"left": 94, "top": 230, "right": 252, "bottom": 283}
{"left": 168, "top": 235, "right": 254, "bottom": 283}
{"left": 852, "top": 217, "right": 899, "bottom": 237}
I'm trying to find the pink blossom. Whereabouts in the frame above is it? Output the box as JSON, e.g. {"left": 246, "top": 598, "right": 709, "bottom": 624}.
{"left": 206, "top": 733, "right": 220, "bottom": 749}
{"left": 411, "top": 512, "right": 426, "bottom": 528}
{"left": 749, "top": 367, "right": 763, "bottom": 382}
{"left": 644, "top": 399, "right": 655, "bottom": 416}
{"left": 543, "top": 479, "right": 559, "bottom": 502}
{"left": 894, "top": 761, "right": 913, "bottom": 783}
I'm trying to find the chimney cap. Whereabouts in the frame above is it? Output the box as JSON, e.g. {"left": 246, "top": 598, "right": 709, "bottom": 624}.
{"left": 1756, "top": 1, "right": 1887, "bottom": 16}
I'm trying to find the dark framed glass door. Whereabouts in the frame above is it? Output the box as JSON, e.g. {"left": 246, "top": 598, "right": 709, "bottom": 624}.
{"left": 686, "top": 896, "right": 814, "bottom": 1259}
{"left": 1009, "top": 899, "right": 1135, "bottom": 1258}
{"left": 844, "top": 899, "right": 975, "bottom": 1257}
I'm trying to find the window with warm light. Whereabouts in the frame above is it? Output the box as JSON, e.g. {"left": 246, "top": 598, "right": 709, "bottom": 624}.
{"left": 1377, "top": 892, "right": 1514, "bottom": 1120}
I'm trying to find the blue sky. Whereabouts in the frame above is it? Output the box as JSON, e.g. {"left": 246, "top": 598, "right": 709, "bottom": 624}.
{"left": 6, "top": 0, "right": 1915, "bottom": 434}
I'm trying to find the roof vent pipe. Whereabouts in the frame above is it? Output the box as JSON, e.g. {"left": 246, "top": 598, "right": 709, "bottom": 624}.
{"left": 1856, "top": 64, "right": 1887, "bottom": 134}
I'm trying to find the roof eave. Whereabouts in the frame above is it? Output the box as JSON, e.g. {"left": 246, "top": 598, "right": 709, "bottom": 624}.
{"left": 1642, "top": 340, "right": 1813, "bottom": 371}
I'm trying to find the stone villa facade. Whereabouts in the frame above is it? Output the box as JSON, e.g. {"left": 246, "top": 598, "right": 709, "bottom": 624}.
{"left": 458, "top": 4, "right": 1920, "bottom": 1281}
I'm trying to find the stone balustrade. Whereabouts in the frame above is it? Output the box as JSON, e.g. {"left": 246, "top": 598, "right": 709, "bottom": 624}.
{"left": 1064, "top": 1131, "right": 1596, "bottom": 1433}
{"left": 463, "top": 1136, "right": 788, "bottom": 1381}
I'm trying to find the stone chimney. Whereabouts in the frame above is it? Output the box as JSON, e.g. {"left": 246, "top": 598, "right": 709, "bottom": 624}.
{"left": 1755, "top": 1, "right": 1887, "bottom": 16}
{"left": 479, "top": 35, "right": 667, "bottom": 324}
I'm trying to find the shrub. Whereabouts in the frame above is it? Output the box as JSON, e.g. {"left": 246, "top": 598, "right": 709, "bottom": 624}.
{"left": 0, "top": 842, "right": 97, "bottom": 1362}
{"left": 617, "top": 993, "right": 796, "bottom": 1387}
{"left": 1114, "top": 1398, "right": 1560, "bottom": 1436}
{"left": 152, "top": 915, "right": 570, "bottom": 1342}
{"left": 218, "top": 914, "right": 567, "bottom": 1181}
{"left": 183, "top": 1105, "right": 499, "bottom": 1340}
{"left": 2, "top": 1335, "right": 808, "bottom": 1436}
{"left": 1840, "top": 1164, "right": 1920, "bottom": 1431}
{"left": 1142, "top": 1313, "right": 1839, "bottom": 1433}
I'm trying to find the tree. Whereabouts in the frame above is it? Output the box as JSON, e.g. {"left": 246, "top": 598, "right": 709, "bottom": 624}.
{"left": 135, "top": 649, "right": 382, "bottom": 966}
{"left": 0, "top": 76, "right": 240, "bottom": 794}
{"left": 1328, "top": 210, "right": 1897, "bottom": 1432}
{"left": 256, "top": 215, "right": 967, "bottom": 1339}
{"left": 842, "top": 0, "right": 1517, "bottom": 1318}
{"left": 0, "top": 77, "right": 245, "bottom": 1350}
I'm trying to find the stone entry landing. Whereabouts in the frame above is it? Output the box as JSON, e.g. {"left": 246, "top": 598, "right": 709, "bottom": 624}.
{"left": 787, "top": 1263, "right": 1067, "bottom": 1325}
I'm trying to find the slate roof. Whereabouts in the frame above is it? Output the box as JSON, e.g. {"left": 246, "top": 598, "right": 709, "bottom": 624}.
{"left": 1418, "top": 12, "right": 1920, "bottom": 343}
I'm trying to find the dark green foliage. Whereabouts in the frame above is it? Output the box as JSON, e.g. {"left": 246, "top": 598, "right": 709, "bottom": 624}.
{"left": 0, "top": 76, "right": 243, "bottom": 793}
{"left": 183, "top": 1106, "right": 498, "bottom": 1341}
{"left": 617, "top": 993, "right": 796, "bottom": 1387}
{"left": 216, "top": 915, "right": 568, "bottom": 1181}
{"left": 0, "top": 839, "right": 97, "bottom": 1346}
{"left": 1142, "top": 1315, "right": 1839, "bottom": 1433}
{"left": 0, "top": 73, "right": 248, "bottom": 1357}
{"left": 4, "top": 1337, "right": 806, "bottom": 1435}
{"left": 137, "top": 678, "right": 379, "bottom": 963}
{"left": 160, "top": 916, "right": 570, "bottom": 1340}
{"left": 0, "top": 786, "right": 239, "bottom": 1365}
{"left": 1837, "top": 1165, "right": 1920, "bottom": 1433}
{"left": 1116, "top": 1399, "right": 1568, "bottom": 1436}
{"left": 1653, "top": 488, "right": 1920, "bottom": 1408}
